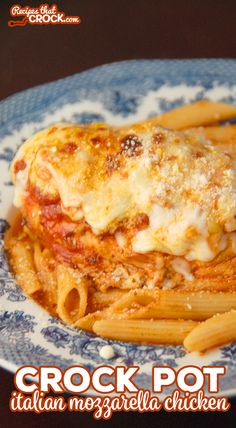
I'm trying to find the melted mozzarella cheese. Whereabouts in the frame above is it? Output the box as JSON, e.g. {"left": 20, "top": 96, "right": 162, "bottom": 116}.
{"left": 115, "top": 231, "right": 127, "bottom": 248}
{"left": 11, "top": 124, "right": 236, "bottom": 262}
{"left": 171, "top": 258, "right": 194, "bottom": 281}
{"left": 82, "top": 175, "right": 132, "bottom": 233}
{"left": 132, "top": 205, "right": 215, "bottom": 261}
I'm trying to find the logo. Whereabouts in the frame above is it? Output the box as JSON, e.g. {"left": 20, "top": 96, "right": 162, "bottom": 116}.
{"left": 8, "top": 3, "right": 81, "bottom": 27}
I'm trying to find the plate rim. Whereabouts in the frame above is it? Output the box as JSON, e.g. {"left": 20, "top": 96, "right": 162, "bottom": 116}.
{"left": 1, "top": 57, "right": 236, "bottom": 125}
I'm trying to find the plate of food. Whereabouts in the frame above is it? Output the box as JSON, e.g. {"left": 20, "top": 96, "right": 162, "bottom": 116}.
{"left": 1, "top": 59, "right": 236, "bottom": 396}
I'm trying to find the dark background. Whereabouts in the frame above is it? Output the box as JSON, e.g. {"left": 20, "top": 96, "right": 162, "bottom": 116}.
{"left": 1, "top": 0, "right": 236, "bottom": 99}
{"left": 0, "top": 0, "right": 236, "bottom": 426}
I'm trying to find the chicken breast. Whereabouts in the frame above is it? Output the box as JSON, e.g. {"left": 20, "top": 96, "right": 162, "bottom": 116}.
{"left": 11, "top": 122, "right": 236, "bottom": 291}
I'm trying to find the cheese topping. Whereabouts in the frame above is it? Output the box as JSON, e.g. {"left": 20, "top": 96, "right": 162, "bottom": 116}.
{"left": 13, "top": 160, "right": 30, "bottom": 207}
{"left": 171, "top": 258, "right": 194, "bottom": 281}
{"left": 11, "top": 124, "right": 236, "bottom": 262}
{"left": 115, "top": 231, "right": 127, "bottom": 248}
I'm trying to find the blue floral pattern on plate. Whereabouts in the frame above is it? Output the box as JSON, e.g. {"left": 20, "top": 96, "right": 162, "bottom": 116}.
{"left": 0, "top": 59, "right": 236, "bottom": 396}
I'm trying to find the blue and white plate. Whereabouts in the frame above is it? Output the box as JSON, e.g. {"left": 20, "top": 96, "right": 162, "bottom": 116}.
{"left": 0, "top": 59, "right": 236, "bottom": 396}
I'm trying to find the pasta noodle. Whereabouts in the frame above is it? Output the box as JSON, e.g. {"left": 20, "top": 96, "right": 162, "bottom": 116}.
{"left": 56, "top": 264, "right": 89, "bottom": 324}
{"left": 7, "top": 238, "right": 42, "bottom": 295}
{"left": 93, "top": 319, "right": 199, "bottom": 345}
{"left": 187, "top": 125, "right": 236, "bottom": 157}
{"left": 75, "top": 311, "right": 106, "bottom": 332}
{"left": 106, "top": 289, "right": 236, "bottom": 321}
{"left": 33, "top": 243, "right": 58, "bottom": 309}
{"left": 184, "top": 310, "right": 236, "bottom": 352}
{"left": 6, "top": 100, "right": 236, "bottom": 352}
{"left": 89, "top": 289, "right": 127, "bottom": 311}
{"left": 122, "top": 100, "right": 236, "bottom": 130}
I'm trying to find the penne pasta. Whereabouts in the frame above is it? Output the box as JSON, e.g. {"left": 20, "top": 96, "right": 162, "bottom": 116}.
{"left": 187, "top": 125, "right": 236, "bottom": 157}
{"left": 184, "top": 310, "right": 236, "bottom": 352}
{"left": 93, "top": 319, "right": 199, "bottom": 345}
{"left": 109, "top": 289, "right": 236, "bottom": 321}
{"left": 89, "top": 289, "right": 127, "bottom": 311}
{"left": 188, "top": 125, "right": 236, "bottom": 143}
{"left": 123, "top": 100, "right": 236, "bottom": 130}
{"left": 74, "top": 310, "right": 106, "bottom": 332}
{"left": 7, "top": 239, "right": 42, "bottom": 295}
{"left": 56, "top": 264, "right": 89, "bottom": 325}
{"left": 33, "top": 243, "right": 58, "bottom": 309}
